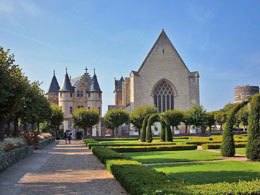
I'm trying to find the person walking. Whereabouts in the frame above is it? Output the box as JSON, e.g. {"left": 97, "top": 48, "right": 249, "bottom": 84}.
{"left": 68, "top": 132, "right": 72, "bottom": 144}
{"left": 64, "top": 131, "right": 68, "bottom": 144}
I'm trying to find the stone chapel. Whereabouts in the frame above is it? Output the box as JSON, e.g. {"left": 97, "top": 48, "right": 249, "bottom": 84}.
{"left": 109, "top": 29, "right": 200, "bottom": 119}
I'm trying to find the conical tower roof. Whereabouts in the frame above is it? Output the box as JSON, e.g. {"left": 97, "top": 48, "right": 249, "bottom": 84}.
{"left": 87, "top": 70, "right": 102, "bottom": 92}
{"left": 59, "top": 68, "right": 74, "bottom": 92}
{"left": 47, "top": 71, "right": 60, "bottom": 94}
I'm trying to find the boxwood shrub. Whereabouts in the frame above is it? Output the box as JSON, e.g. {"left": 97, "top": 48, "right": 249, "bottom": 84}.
{"left": 87, "top": 142, "right": 176, "bottom": 149}
{"left": 202, "top": 143, "right": 247, "bottom": 150}
{"left": 91, "top": 147, "right": 126, "bottom": 164}
{"left": 188, "top": 179, "right": 260, "bottom": 195}
{"left": 108, "top": 145, "right": 197, "bottom": 153}
{"left": 93, "top": 138, "right": 138, "bottom": 141}
{"left": 107, "top": 159, "right": 188, "bottom": 194}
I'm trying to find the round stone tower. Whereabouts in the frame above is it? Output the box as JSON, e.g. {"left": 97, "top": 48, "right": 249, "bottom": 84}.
{"left": 234, "top": 85, "right": 259, "bottom": 103}
{"left": 58, "top": 68, "right": 74, "bottom": 131}
{"left": 86, "top": 69, "right": 102, "bottom": 136}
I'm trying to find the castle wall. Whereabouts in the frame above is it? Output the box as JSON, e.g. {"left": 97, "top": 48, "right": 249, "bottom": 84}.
{"left": 47, "top": 94, "right": 58, "bottom": 105}
{"left": 234, "top": 86, "right": 259, "bottom": 103}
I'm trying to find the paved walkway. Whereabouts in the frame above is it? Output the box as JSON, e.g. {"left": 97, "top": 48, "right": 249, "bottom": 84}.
{"left": 0, "top": 140, "right": 127, "bottom": 195}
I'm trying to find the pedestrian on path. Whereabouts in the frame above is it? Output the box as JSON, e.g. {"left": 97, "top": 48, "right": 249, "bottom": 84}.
{"left": 64, "top": 132, "right": 68, "bottom": 144}
{"left": 68, "top": 132, "right": 72, "bottom": 144}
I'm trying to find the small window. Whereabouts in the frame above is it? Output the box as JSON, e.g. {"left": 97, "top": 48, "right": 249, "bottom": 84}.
{"left": 70, "top": 93, "right": 73, "bottom": 97}
{"left": 99, "top": 93, "right": 101, "bottom": 98}
{"left": 98, "top": 107, "right": 101, "bottom": 114}
{"left": 88, "top": 93, "right": 90, "bottom": 97}
{"left": 70, "top": 106, "right": 73, "bottom": 114}
{"left": 60, "top": 93, "right": 62, "bottom": 97}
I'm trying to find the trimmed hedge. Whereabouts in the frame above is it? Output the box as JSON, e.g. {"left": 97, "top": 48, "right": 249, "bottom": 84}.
{"left": 108, "top": 145, "right": 197, "bottom": 153}
{"left": 188, "top": 179, "right": 260, "bottom": 195}
{"left": 91, "top": 147, "right": 126, "bottom": 164}
{"left": 202, "top": 143, "right": 247, "bottom": 150}
{"left": 189, "top": 136, "right": 213, "bottom": 141}
{"left": 94, "top": 138, "right": 138, "bottom": 142}
{"left": 87, "top": 142, "right": 176, "bottom": 149}
{"left": 185, "top": 141, "right": 221, "bottom": 145}
{"left": 105, "top": 159, "right": 188, "bottom": 194}
{"left": 83, "top": 139, "right": 98, "bottom": 144}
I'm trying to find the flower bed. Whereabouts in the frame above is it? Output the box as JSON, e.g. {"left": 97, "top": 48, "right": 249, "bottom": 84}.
{"left": 0, "top": 137, "right": 26, "bottom": 153}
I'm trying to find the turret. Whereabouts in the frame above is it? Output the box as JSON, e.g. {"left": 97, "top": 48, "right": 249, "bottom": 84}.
{"left": 58, "top": 68, "right": 74, "bottom": 131}
{"left": 46, "top": 70, "right": 60, "bottom": 105}
{"left": 86, "top": 69, "right": 102, "bottom": 115}
{"left": 87, "top": 69, "right": 102, "bottom": 136}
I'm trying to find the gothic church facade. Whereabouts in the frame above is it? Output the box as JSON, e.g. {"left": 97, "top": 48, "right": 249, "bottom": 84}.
{"left": 47, "top": 68, "right": 102, "bottom": 138}
{"left": 110, "top": 30, "right": 200, "bottom": 117}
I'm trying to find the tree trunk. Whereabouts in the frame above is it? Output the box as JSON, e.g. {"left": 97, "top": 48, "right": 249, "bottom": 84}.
{"left": 37, "top": 122, "right": 40, "bottom": 132}
{"left": 112, "top": 128, "right": 115, "bottom": 137}
{"left": 0, "top": 115, "right": 5, "bottom": 141}
{"left": 209, "top": 127, "right": 212, "bottom": 136}
{"left": 5, "top": 121, "right": 11, "bottom": 137}
{"left": 13, "top": 117, "right": 19, "bottom": 137}
{"left": 185, "top": 124, "right": 188, "bottom": 134}
{"left": 138, "top": 129, "right": 141, "bottom": 138}
{"left": 24, "top": 123, "right": 28, "bottom": 132}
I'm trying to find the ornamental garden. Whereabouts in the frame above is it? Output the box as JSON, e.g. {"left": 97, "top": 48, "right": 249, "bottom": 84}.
{"left": 1, "top": 46, "right": 260, "bottom": 194}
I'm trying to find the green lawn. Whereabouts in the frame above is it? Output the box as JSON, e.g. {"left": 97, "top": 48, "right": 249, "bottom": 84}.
{"left": 124, "top": 150, "right": 222, "bottom": 164}
{"left": 151, "top": 161, "right": 260, "bottom": 184}
{"left": 216, "top": 148, "right": 246, "bottom": 155}
{"left": 236, "top": 148, "right": 246, "bottom": 154}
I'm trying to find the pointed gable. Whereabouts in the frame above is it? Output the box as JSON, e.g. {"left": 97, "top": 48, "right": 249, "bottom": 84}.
{"left": 59, "top": 70, "right": 74, "bottom": 92}
{"left": 137, "top": 29, "right": 190, "bottom": 73}
{"left": 47, "top": 71, "right": 60, "bottom": 94}
{"left": 87, "top": 73, "right": 102, "bottom": 92}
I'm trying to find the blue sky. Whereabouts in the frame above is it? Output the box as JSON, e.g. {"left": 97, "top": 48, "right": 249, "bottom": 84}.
{"left": 1, "top": 0, "right": 260, "bottom": 115}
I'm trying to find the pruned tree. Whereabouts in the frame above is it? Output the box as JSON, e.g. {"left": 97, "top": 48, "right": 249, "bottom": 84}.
{"left": 130, "top": 105, "right": 157, "bottom": 137}
{"left": 49, "top": 105, "right": 64, "bottom": 136}
{"left": 188, "top": 105, "right": 207, "bottom": 133}
{"left": 163, "top": 109, "right": 184, "bottom": 130}
{"left": 205, "top": 112, "right": 216, "bottom": 135}
{"left": 103, "top": 109, "right": 129, "bottom": 137}
{"left": 73, "top": 108, "right": 99, "bottom": 136}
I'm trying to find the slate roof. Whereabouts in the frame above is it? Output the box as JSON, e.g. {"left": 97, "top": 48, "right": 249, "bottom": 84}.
{"left": 47, "top": 72, "right": 60, "bottom": 94}
{"left": 87, "top": 73, "right": 102, "bottom": 92}
{"left": 59, "top": 71, "right": 74, "bottom": 92}
{"left": 70, "top": 76, "right": 82, "bottom": 87}
{"left": 114, "top": 76, "right": 124, "bottom": 92}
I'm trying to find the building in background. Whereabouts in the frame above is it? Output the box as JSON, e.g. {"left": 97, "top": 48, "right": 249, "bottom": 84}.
{"left": 46, "top": 67, "right": 102, "bottom": 138}
{"left": 234, "top": 85, "right": 259, "bottom": 103}
{"left": 109, "top": 29, "right": 200, "bottom": 135}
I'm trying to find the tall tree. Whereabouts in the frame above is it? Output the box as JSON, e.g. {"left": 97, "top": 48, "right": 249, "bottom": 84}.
{"left": 214, "top": 111, "right": 227, "bottom": 131}
{"left": 237, "top": 106, "right": 249, "bottom": 131}
{"left": 130, "top": 105, "right": 157, "bottom": 137}
{"left": 182, "top": 110, "right": 192, "bottom": 134}
{"left": 188, "top": 105, "right": 207, "bottom": 133}
{"left": 205, "top": 112, "right": 216, "bottom": 135}
{"left": 49, "top": 105, "right": 64, "bottom": 136}
{"left": 163, "top": 110, "right": 184, "bottom": 129}
{"left": 73, "top": 108, "right": 99, "bottom": 136}
{"left": 103, "top": 109, "right": 129, "bottom": 137}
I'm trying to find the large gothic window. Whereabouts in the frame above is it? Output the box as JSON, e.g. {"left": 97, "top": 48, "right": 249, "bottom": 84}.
{"left": 153, "top": 81, "right": 174, "bottom": 113}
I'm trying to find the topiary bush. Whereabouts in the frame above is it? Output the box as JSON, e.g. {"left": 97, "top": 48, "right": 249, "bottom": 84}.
{"left": 221, "top": 100, "right": 248, "bottom": 157}
{"left": 141, "top": 115, "right": 150, "bottom": 142}
{"left": 246, "top": 94, "right": 260, "bottom": 161}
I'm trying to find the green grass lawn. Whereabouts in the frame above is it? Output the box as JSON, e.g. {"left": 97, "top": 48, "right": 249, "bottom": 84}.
{"left": 236, "top": 148, "right": 246, "bottom": 154}
{"left": 216, "top": 148, "right": 246, "bottom": 155}
{"left": 123, "top": 150, "right": 222, "bottom": 164}
{"left": 151, "top": 161, "right": 260, "bottom": 184}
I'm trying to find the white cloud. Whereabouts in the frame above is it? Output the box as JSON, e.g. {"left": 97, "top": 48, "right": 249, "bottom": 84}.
{"left": 0, "top": 0, "right": 41, "bottom": 16}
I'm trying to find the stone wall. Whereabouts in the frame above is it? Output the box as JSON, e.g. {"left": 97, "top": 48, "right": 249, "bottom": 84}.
{"left": 34, "top": 138, "right": 55, "bottom": 150}
{"left": 0, "top": 146, "right": 33, "bottom": 172}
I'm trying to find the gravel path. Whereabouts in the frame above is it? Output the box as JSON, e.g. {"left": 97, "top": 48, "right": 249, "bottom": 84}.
{"left": 0, "top": 140, "right": 127, "bottom": 195}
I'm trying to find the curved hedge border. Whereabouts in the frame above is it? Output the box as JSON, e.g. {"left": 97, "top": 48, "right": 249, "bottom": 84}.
{"left": 87, "top": 142, "right": 176, "bottom": 149}
{"left": 202, "top": 143, "right": 247, "bottom": 150}
{"left": 108, "top": 145, "right": 197, "bottom": 153}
